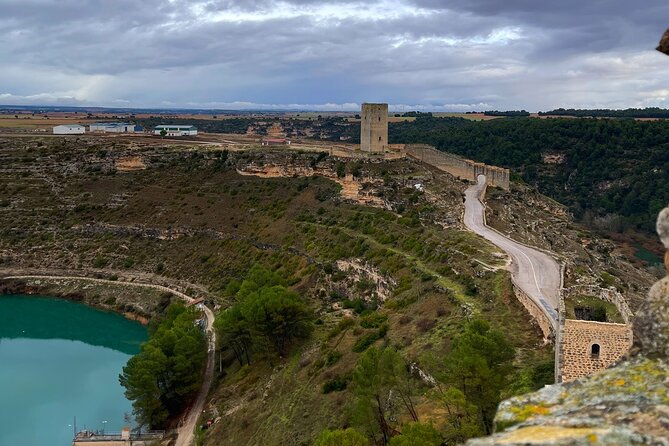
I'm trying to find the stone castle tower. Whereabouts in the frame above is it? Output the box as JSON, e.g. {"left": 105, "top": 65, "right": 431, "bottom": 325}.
{"left": 360, "top": 103, "right": 388, "bottom": 153}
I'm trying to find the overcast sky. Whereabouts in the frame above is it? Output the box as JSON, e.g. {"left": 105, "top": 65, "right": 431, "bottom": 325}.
{"left": 1, "top": 0, "right": 668, "bottom": 111}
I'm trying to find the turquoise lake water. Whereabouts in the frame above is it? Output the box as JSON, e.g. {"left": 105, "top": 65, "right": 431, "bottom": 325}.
{"left": 633, "top": 243, "right": 663, "bottom": 266}
{"left": 0, "top": 295, "right": 147, "bottom": 446}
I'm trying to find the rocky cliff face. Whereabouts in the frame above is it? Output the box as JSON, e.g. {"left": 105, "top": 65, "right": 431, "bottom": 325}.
{"left": 468, "top": 207, "right": 669, "bottom": 445}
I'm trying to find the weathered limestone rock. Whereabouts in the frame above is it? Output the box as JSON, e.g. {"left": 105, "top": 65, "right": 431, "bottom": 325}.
{"left": 658, "top": 29, "right": 669, "bottom": 55}
{"left": 468, "top": 357, "right": 669, "bottom": 445}
{"left": 115, "top": 156, "right": 146, "bottom": 171}
{"left": 467, "top": 205, "right": 669, "bottom": 445}
{"left": 633, "top": 276, "right": 669, "bottom": 359}
{"left": 266, "top": 122, "right": 285, "bottom": 138}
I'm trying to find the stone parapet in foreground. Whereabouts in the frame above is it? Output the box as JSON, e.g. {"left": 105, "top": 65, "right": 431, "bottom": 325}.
{"left": 468, "top": 356, "right": 668, "bottom": 445}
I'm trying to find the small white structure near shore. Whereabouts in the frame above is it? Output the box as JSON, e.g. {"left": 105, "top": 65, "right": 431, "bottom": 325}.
{"left": 154, "top": 125, "right": 197, "bottom": 136}
{"left": 53, "top": 124, "right": 86, "bottom": 135}
{"left": 90, "top": 123, "right": 140, "bottom": 133}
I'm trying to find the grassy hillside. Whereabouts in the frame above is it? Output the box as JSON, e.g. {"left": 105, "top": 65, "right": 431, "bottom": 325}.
{"left": 0, "top": 136, "right": 554, "bottom": 444}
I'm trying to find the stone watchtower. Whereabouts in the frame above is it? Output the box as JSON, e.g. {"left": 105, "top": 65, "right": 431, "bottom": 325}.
{"left": 360, "top": 103, "right": 388, "bottom": 153}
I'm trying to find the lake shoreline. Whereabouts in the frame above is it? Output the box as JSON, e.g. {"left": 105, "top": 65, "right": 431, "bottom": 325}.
{"left": 0, "top": 270, "right": 218, "bottom": 445}
{"left": 0, "top": 294, "right": 148, "bottom": 446}
{"left": 0, "top": 277, "right": 169, "bottom": 326}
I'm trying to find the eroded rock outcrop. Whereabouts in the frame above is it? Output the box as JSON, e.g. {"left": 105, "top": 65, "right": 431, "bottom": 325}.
{"left": 236, "top": 163, "right": 387, "bottom": 208}
{"left": 468, "top": 206, "right": 669, "bottom": 445}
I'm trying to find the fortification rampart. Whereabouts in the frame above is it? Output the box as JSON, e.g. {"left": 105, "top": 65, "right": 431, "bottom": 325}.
{"left": 328, "top": 146, "right": 404, "bottom": 160}
{"left": 513, "top": 284, "right": 554, "bottom": 340}
{"left": 555, "top": 287, "right": 566, "bottom": 383}
{"left": 405, "top": 144, "right": 510, "bottom": 190}
{"left": 467, "top": 172, "right": 632, "bottom": 384}
{"left": 559, "top": 319, "right": 633, "bottom": 382}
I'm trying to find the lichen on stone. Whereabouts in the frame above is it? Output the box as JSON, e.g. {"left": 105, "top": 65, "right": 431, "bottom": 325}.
{"left": 470, "top": 357, "right": 668, "bottom": 445}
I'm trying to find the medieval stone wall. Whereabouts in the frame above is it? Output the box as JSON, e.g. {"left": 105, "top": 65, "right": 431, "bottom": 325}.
{"left": 405, "top": 144, "right": 510, "bottom": 190}
{"left": 555, "top": 289, "right": 566, "bottom": 382}
{"left": 513, "top": 284, "right": 554, "bottom": 340}
{"left": 406, "top": 142, "right": 637, "bottom": 384}
{"left": 559, "top": 319, "right": 633, "bottom": 382}
{"left": 360, "top": 103, "right": 389, "bottom": 153}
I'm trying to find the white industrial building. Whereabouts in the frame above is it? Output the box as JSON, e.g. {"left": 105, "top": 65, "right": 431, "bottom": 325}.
{"left": 90, "top": 123, "right": 141, "bottom": 133}
{"left": 154, "top": 125, "right": 198, "bottom": 136}
{"left": 53, "top": 124, "right": 86, "bottom": 135}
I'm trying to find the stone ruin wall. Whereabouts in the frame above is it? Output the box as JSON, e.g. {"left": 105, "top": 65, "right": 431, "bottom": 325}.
{"left": 557, "top": 285, "right": 634, "bottom": 382}
{"left": 563, "top": 285, "right": 633, "bottom": 324}
{"left": 559, "top": 319, "right": 633, "bottom": 382}
{"left": 556, "top": 283, "right": 634, "bottom": 382}
{"left": 330, "top": 146, "right": 405, "bottom": 160}
{"left": 405, "top": 144, "right": 510, "bottom": 190}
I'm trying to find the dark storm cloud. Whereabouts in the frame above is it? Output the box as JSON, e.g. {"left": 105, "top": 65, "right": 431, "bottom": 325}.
{"left": 412, "top": 0, "right": 668, "bottom": 51}
{"left": 0, "top": 0, "right": 667, "bottom": 109}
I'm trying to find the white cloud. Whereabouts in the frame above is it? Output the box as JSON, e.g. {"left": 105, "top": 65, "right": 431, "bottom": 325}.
{"left": 0, "top": 93, "right": 85, "bottom": 105}
{"left": 194, "top": 0, "right": 431, "bottom": 24}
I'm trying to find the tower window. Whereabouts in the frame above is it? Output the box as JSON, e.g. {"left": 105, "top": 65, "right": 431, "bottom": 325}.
{"left": 591, "top": 344, "right": 600, "bottom": 358}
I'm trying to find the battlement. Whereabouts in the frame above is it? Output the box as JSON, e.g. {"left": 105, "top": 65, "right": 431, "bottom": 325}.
{"left": 405, "top": 144, "right": 510, "bottom": 190}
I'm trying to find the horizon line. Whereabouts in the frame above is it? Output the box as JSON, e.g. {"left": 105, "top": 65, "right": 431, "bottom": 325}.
{"left": 2, "top": 104, "right": 668, "bottom": 114}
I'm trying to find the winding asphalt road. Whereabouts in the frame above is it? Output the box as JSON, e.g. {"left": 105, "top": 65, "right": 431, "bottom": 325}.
{"left": 463, "top": 175, "right": 560, "bottom": 330}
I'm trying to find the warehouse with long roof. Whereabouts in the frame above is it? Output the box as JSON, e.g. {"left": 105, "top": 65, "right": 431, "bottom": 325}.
{"left": 90, "top": 123, "right": 142, "bottom": 133}
{"left": 154, "top": 125, "right": 197, "bottom": 136}
{"left": 52, "top": 124, "right": 85, "bottom": 134}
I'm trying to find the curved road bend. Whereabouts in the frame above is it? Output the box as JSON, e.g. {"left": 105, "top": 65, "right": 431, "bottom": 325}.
{"left": 463, "top": 176, "right": 560, "bottom": 330}
{"left": 0, "top": 273, "right": 216, "bottom": 446}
